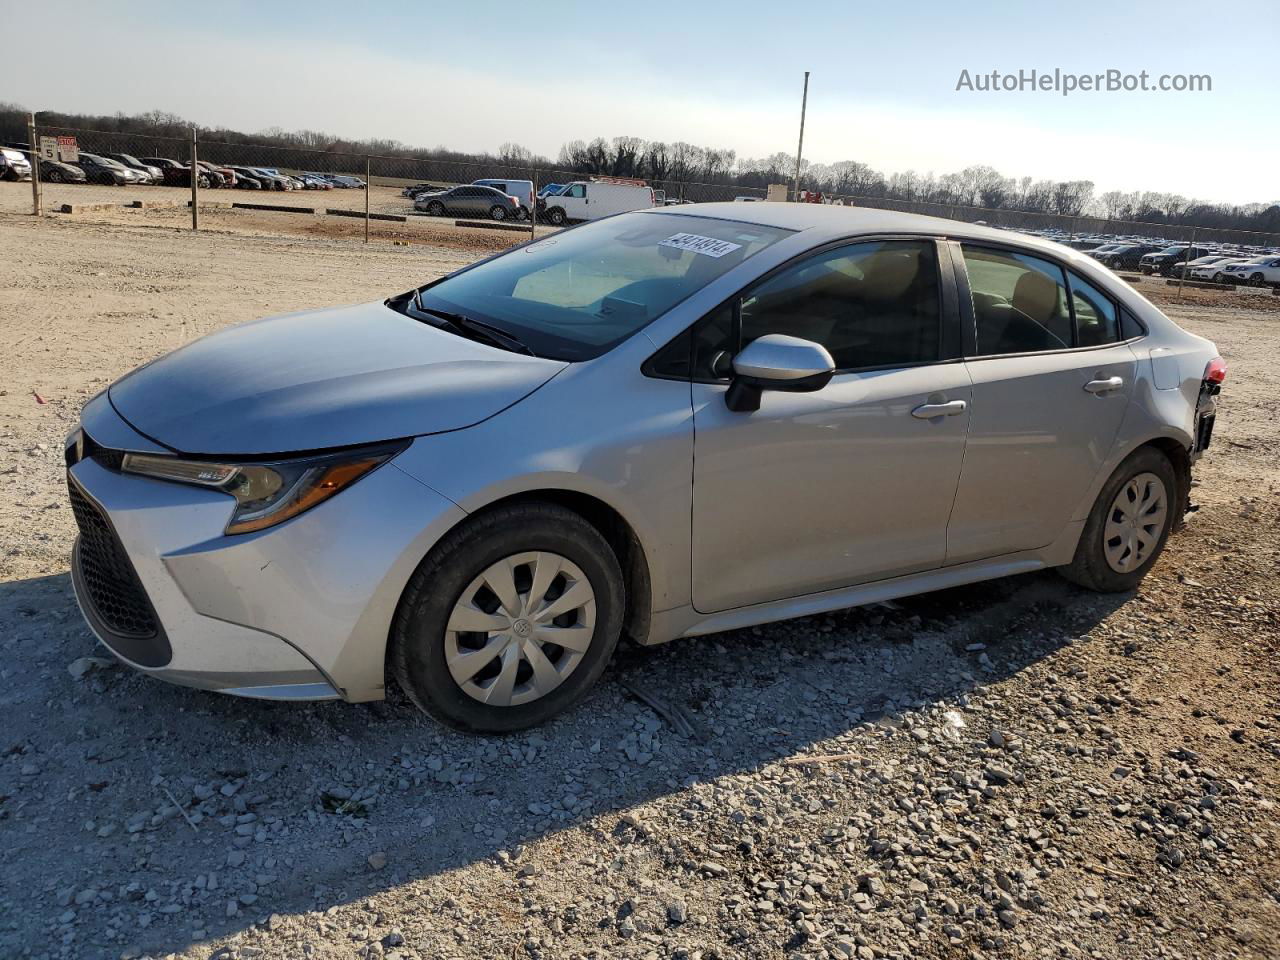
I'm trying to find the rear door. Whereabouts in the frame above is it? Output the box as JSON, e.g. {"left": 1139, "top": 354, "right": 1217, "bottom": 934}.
{"left": 944, "top": 242, "right": 1137, "bottom": 564}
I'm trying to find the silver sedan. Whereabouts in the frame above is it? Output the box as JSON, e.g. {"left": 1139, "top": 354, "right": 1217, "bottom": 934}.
{"left": 65, "top": 204, "right": 1224, "bottom": 731}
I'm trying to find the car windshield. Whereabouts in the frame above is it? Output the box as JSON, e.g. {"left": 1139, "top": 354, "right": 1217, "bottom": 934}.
{"left": 405, "top": 212, "right": 792, "bottom": 361}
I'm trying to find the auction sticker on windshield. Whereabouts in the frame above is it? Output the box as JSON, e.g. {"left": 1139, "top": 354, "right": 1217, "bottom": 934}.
{"left": 659, "top": 233, "right": 744, "bottom": 258}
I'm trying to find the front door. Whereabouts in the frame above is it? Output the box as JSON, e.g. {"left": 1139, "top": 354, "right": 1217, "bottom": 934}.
{"left": 944, "top": 243, "right": 1136, "bottom": 564}
{"left": 691, "top": 238, "right": 971, "bottom": 613}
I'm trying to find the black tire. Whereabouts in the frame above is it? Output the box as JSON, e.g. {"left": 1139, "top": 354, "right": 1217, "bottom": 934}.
{"left": 426, "top": 200, "right": 444, "bottom": 217}
{"left": 45, "top": 169, "right": 65, "bottom": 184}
{"left": 489, "top": 204, "right": 507, "bottom": 221}
{"left": 1058, "top": 447, "right": 1178, "bottom": 593}
{"left": 547, "top": 206, "right": 566, "bottom": 226}
{"left": 1249, "top": 273, "right": 1265, "bottom": 287}
{"left": 1213, "top": 272, "right": 1225, "bottom": 284}
{"left": 197, "top": 175, "right": 210, "bottom": 189}
{"left": 390, "top": 502, "right": 625, "bottom": 733}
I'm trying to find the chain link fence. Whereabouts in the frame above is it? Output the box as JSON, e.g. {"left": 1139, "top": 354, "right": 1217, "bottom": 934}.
{"left": 4, "top": 120, "right": 1276, "bottom": 258}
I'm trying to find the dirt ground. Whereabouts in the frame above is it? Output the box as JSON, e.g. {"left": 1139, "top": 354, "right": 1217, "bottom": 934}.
{"left": 0, "top": 181, "right": 548, "bottom": 254}
{"left": 0, "top": 215, "right": 1277, "bottom": 960}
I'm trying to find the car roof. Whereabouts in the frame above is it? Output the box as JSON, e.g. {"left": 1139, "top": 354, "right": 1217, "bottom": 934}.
{"left": 644, "top": 202, "right": 1066, "bottom": 253}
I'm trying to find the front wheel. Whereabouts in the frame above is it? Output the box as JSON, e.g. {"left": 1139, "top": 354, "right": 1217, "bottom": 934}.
{"left": 45, "top": 169, "right": 65, "bottom": 184}
{"left": 391, "top": 503, "right": 625, "bottom": 733}
{"left": 546, "top": 206, "right": 566, "bottom": 226}
{"left": 1059, "top": 447, "right": 1177, "bottom": 593}
{"left": 489, "top": 204, "right": 507, "bottom": 221}
{"left": 1212, "top": 272, "right": 1225, "bottom": 283}
{"left": 426, "top": 200, "right": 444, "bottom": 217}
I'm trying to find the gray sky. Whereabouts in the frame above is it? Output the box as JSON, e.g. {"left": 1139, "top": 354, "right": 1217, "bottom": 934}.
{"left": 6, "top": 0, "right": 1276, "bottom": 206}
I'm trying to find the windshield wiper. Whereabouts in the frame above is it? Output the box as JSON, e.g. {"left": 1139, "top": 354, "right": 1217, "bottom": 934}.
{"left": 411, "top": 297, "right": 536, "bottom": 356}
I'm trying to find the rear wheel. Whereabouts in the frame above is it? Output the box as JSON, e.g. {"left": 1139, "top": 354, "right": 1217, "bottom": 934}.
{"left": 1059, "top": 447, "right": 1177, "bottom": 592}
{"left": 1249, "top": 272, "right": 1265, "bottom": 287}
{"left": 391, "top": 503, "right": 624, "bottom": 733}
{"left": 489, "top": 204, "right": 507, "bottom": 221}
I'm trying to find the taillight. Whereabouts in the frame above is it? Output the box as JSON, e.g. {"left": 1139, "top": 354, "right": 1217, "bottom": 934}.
{"left": 1204, "top": 357, "right": 1227, "bottom": 384}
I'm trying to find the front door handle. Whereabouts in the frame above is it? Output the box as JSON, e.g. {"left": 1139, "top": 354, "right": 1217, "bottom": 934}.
{"left": 1084, "top": 376, "right": 1124, "bottom": 394}
{"left": 911, "top": 399, "right": 967, "bottom": 419}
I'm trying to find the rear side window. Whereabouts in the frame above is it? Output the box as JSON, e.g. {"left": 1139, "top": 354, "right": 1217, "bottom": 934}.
{"left": 960, "top": 246, "right": 1072, "bottom": 355}
{"left": 1067, "top": 272, "right": 1119, "bottom": 346}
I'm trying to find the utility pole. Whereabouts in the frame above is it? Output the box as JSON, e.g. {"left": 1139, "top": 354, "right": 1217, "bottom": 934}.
{"left": 792, "top": 71, "right": 810, "bottom": 202}
{"left": 27, "top": 113, "right": 41, "bottom": 217}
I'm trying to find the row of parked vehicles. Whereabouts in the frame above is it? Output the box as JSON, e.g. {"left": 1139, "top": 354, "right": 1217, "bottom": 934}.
{"left": 0, "top": 142, "right": 366, "bottom": 192}
{"left": 402, "top": 176, "right": 661, "bottom": 225}
{"left": 1038, "top": 230, "right": 1280, "bottom": 287}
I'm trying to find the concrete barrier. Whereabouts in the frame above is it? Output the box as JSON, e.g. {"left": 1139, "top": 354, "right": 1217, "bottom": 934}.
{"left": 326, "top": 209, "right": 407, "bottom": 222}
{"left": 454, "top": 220, "right": 531, "bottom": 233}
{"left": 230, "top": 202, "right": 316, "bottom": 215}
{"left": 1165, "top": 279, "right": 1236, "bottom": 291}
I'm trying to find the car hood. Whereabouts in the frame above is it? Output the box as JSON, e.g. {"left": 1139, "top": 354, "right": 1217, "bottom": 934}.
{"left": 108, "top": 301, "right": 567, "bottom": 456}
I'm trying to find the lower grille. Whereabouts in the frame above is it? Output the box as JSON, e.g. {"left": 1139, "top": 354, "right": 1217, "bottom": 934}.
{"left": 68, "top": 475, "right": 170, "bottom": 667}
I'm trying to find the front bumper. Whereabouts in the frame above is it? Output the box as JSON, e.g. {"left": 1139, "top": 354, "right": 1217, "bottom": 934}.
{"left": 66, "top": 406, "right": 465, "bottom": 703}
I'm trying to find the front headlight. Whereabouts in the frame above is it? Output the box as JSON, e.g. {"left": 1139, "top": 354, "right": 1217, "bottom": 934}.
{"left": 121, "top": 441, "right": 407, "bottom": 535}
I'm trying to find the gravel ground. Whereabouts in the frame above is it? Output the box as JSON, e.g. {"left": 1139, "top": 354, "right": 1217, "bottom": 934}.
{"left": 0, "top": 216, "right": 1277, "bottom": 960}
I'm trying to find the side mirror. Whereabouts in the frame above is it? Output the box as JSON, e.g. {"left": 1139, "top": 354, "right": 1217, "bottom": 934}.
{"left": 725, "top": 334, "right": 836, "bottom": 412}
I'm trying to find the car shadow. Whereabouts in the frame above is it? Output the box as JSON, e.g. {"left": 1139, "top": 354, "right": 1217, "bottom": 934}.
{"left": 0, "top": 567, "right": 1132, "bottom": 956}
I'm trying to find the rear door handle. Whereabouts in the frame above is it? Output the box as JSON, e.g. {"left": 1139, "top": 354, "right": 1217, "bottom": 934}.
{"left": 1084, "top": 376, "right": 1124, "bottom": 394}
{"left": 911, "top": 400, "right": 967, "bottom": 419}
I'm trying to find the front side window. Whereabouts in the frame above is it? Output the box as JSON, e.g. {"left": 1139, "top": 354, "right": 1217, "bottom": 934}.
{"left": 961, "top": 246, "right": 1072, "bottom": 355}
{"left": 738, "top": 240, "right": 942, "bottom": 370}
{"left": 566, "top": 184, "right": 586, "bottom": 198}
{"left": 412, "top": 213, "right": 791, "bottom": 361}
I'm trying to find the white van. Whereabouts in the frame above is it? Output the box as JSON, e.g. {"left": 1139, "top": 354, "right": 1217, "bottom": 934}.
{"left": 539, "top": 179, "right": 655, "bottom": 225}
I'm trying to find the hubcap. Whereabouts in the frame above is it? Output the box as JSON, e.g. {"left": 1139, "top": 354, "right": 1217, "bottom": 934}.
{"left": 1103, "top": 472, "right": 1168, "bottom": 573}
{"left": 445, "top": 551, "right": 595, "bottom": 707}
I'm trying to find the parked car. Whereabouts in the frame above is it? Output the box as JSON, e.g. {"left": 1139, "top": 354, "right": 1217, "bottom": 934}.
{"left": 224, "top": 167, "right": 268, "bottom": 189}
{"left": 102, "top": 153, "right": 164, "bottom": 184}
{"left": 0, "top": 147, "right": 33, "bottom": 181}
{"left": 1084, "top": 243, "right": 1126, "bottom": 261}
{"left": 404, "top": 182, "right": 448, "bottom": 198}
{"left": 138, "top": 157, "right": 210, "bottom": 188}
{"left": 414, "top": 184, "right": 521, "bottom": 220}
{"left": 31, "top": 155, "right": 87, "bottom": 183}
{"left": 1175, "top": 255, "right": 1234, "bottom": 280}
{"left": 537, "top": 179, "right": 655, "bottom": 225}
{"left": 75, "top": 153, "right": 137, "bottom": 186}
{"left": 1098, "top": 243, "right": 1161, "bottom": 271}
{"left": 195, "top": 162, "right": 237, "bottom": 188}
{"left": 295, "top": 174, "right": 334, "bottom": 190}
{"left": 65, "top": 205, "right": 1223, "bottom": 731}
{"left": 473, "top": 179, "right": 534, "bottom": 218}
{"left": 1139, "top": 245, "right": 1212, "bottom": 276}
{"left": 1220, "top": 255, "right": 1280, "bottom": 286}
{"left": 246, "top": 168, "right": 294, "bottom": 190}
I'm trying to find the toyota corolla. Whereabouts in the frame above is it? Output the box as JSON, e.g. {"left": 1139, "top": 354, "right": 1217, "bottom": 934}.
{"left": 65, "top": 205, "right": 1224, "bottom": 732}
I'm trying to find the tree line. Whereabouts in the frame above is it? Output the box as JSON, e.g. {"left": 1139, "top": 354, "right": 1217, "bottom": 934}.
{"left": 2, "top": 103, "right": 1275, "bottom": 234}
